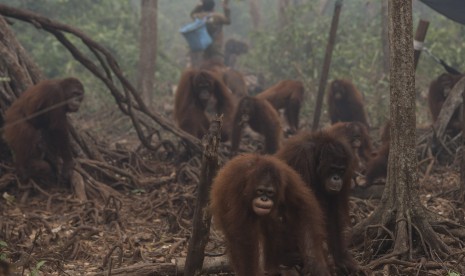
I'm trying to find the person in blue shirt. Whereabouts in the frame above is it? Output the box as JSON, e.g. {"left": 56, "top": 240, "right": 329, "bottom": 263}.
{"left": 190, "top": 0, "right": 231, "bottom": 67}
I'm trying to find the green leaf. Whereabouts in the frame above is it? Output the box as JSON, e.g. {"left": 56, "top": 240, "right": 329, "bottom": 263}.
{"left": 36, "top": 260, "right": 47, "bottom": 269}
{"left": 131, "top": 189, "right": 146, "bottom": 194}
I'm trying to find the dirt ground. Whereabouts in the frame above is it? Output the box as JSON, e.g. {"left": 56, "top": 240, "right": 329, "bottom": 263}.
{"left": 1, "top": 126, "right": 465, "bottom": 275}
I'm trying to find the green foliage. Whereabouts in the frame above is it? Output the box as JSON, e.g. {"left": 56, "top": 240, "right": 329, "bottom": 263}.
{"left": 237, "top": 1, "right": 465, "bottom": 127}
{"left": 1, "top": 0, "right": 139, "bottom": 79}
{"left": 30, "top": 260, "right": 46, "bottom": 276}
{"left": 0, "top": 240, "right": 8, "bottom": 262}
{"left": 2, "top": 192, "right": 15, "bottom": 206}
{"left": 0, "top": 0, "right": 463, "bottom": 126}
{"left": 239, "top": 1, "right": 392, "bottom": 126}
{"left": 131, "top": 188, "right": 146, "bottom": 195}
{"left": 447, "top": 271, "right": 460, "bottom": 276}
{"left": 2, "top": 235, "right": 44, "bottom": 273}
{"left": 0, "top": 0, "right": 140, "bottom": 110}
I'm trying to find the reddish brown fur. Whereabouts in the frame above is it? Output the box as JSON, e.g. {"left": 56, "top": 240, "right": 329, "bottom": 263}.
{"left": 199, "top": 59, "right": 248, "bottom": 98}
{"left": 365, "top": 143, "right": 389, "bottom": 187}
{"left": 0, "top": 259, "right": 10, "bottom": 276}
{"left": 276, "top": 130, "right": 362, "bottom": 274}
{"left": 3, "top": 77, "right": 84, "bottom": 185}
{"left": 365, "top": 120, "right": 391, "bottom": 187}
{"left": 327, "top": 79, "right": 369, "bottom": 128}
{"left": 224, "top": 38, "right": 249, "bottom": 68}
{"left": 210, "top": 154, "right": 333, "bottom": 276}
{"left": 326, "top": 121, "right": 373, "bottom": 170}
{"left": 222, "top": 68, "right": 248, "bottom": 98}
{"left": 231, "top": 96, "right": 282, "bottom": 154}
{"left": 173, "top": 70, "right": 210, "bottom": 138}
{"left": 379, "top": 119, "right": 391, "bottom": 145}
{"left": 173, "top": 69, "right": 236, "bottom": 140}
{"left": 428, "top": 73, "right": 464, "bottom": 134}
{"left": 0, "top": 115, "right": 11, "bottom": 162}
{"left": 256, "top": 80, "right": 305, "bottom": 134}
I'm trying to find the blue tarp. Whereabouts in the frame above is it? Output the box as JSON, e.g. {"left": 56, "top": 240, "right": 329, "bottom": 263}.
{"left": 420, "top": 0, "right": 465, "bottom": 25}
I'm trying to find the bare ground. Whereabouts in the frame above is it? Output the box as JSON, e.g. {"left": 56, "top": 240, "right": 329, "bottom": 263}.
{"left": 0, "top": 121, "right": 464, "bottom": 275}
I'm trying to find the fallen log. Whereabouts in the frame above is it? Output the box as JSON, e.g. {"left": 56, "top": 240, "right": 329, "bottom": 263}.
{"left": 90, "top": 256, "right": 231, "bottom": 276}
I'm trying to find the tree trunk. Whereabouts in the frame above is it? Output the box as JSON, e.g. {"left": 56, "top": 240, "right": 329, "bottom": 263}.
{"left": 91, "top": 256, "right": 231, "bottom": 276}
{"left": 249, "top": 0, "right": 261, "bottom": 30}
{"left": 461, "top": 80, "right": 465, "bottom": 202}
{"left": 184, "top": 117, "right": 222, "bottom": 276}
{"left": 380, "top": 0, "right": 389, "bottom": 75}
{"left": 0, "top": 16, "right": 43, "bottom": 103}
{"left": 385, "top": 0, "right": 418, "bottom": 257}
{"left": 311, "top": 0, "right": 342, "bottom": 131}
{"left": 0, "top": 15, "right": 43, "bottom": 158}
{"left": 137, "top": 0, "right": 158, "bottom": 105}
{"left": 278, "top": 0, "right": 291, "bottom": 27}
{"left": 413, "top": 19, "right": 429, "bottom": 71}
{"left": 351, "top": 1, "right": 462, "bottom": 270}
{"left": 432, "top": 76, "right": 465, "bottom": 139}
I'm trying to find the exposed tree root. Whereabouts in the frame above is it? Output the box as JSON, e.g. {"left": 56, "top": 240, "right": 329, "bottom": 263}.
{"left": 0, "top": 5, "right": 205, "bottom": 203}
{"left": 353, "top": 196, "right": 465, "bottom": 273}
{"left": 90, "top": 256, "right": 232, "bottom": 276}
{"left": 368, "top": 257, "right": 449, "bottom": 273}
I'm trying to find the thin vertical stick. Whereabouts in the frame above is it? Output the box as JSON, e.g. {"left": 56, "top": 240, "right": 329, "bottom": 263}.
{"left": 413, "top": 19, "right": 429, "bottom": 70}
{"left": 184, "top": 116, "right": 222, "bottom": 276}
{"left": 312, "top": 0, "right": 342, "bottom": 131}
